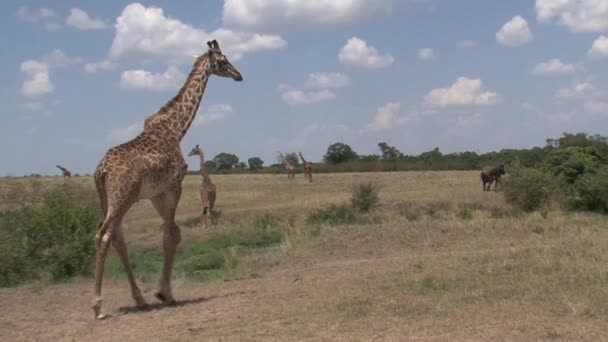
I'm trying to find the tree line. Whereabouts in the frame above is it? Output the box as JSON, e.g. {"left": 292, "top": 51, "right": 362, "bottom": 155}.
{"left": 188, "top": 132, "right": 608, "bottom": 175}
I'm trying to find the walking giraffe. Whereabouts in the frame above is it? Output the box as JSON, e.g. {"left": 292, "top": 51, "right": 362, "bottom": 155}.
{"left": 91, "top": 40, "right": 242, "bottom": 319}
{"left": 298, "top": 152, "right": 312, "bottom": 182}
{"left": 56, "top": 165, "right": 72, "bottom": 178}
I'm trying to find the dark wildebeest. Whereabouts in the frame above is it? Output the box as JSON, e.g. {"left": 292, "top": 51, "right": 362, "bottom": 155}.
{"left": 481, "top": 164, "right": 505, "bottom": 191}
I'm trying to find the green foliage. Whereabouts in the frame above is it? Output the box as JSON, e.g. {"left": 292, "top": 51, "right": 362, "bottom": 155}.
{"left": 284, "top": 153, "right": 300, "bottom": 167}
{"left": 457, "top": 207, "right": 474, "bottom": 220}
{"left": 350, "top": 182, "right": 380, "bottom": 212}
{"left": 569, "top": 167, "right": 608, "bottom": 213}
{"left": 503, "top": 168, "right": 556, "bottom": 213}
{"left": 247, "top": 157, "right": 264, "bottom": 170}
{"left": 253, "top": 212, "right": 277, "bottom": 231}
{"left": 213, "top": 153, "right": 239, "bottom": 171}
{"left": 307, "top": 204, "right": 360, "bottom": 226}
{"left": 106, "top": 231, "right": 282, "bottom": 282}
{"left": 542, "top": 147, "right": 601, "bottom": 185}
{"left": 378, "top": 142, "right": 402, "bottom": 160}
{"left": 0, "top": 186, "right": 99, "bottom": 286}
{"left": 323, "top": 142, "right": 358, "bottom": 164}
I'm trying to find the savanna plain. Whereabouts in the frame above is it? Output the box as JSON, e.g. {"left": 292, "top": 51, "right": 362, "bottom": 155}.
{"left": 1, "top": 171, "right": 608, "bottom": 341}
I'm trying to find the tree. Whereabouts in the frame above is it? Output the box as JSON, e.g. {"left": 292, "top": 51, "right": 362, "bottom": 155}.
{"left": 323, "top": 142, "right": 358, "bottom": 164}
{"left": 378, "top": 142, "right": 402, "bottom": 160}
{"left": 213, "top": 153, "right": 239, "bottom": 171}
{"left": 204, "top": 160, "right": 217, "bottom": 172}
{"left": 247, "top": 157, "right": 264, "bottom": 170}
{"left": 276, "top": 152, "right": 300, "bottom": 166}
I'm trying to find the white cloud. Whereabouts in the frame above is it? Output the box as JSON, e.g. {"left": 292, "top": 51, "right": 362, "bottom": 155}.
{"left": 457, "top": 113, "right": 486, "bottom": 129}
{"left": 554, "top": 81, "right": 595, "bottom": 101}
{"left": 496, "top": 15, "right": 533, "bottom": 47}
{"left": 43, "top": 49, "right": 82, "bottom": 68}
{"left": 279, "top": 84, "right": 336, "bottom": 105}
{"left": 193, "top": 104, "right": 233, "bottom": 127}
{"left": 305, "top": 72, "right": 351, "bottom": 88}
{"left": 66, "top": 8, "right": 108, "bottom": 30}
{"left": 417, "top": 48, "right": 435, "bottom": 61}
{"left": 222, "top": 0, "right": 395, "bottom": 32}
{"left": 588, "top": 35, "right": 608, "bottom": 60}
{"left": 109, "top": 3, "right": 285, "bottom": 64}
{"left": 531, "top": 58, "right": 576, "bottom": 76}
{"left": 22, "top": 102, "right": 43, "bottom": 112}
{"left": 338, "top": 37, "right": 394, "bottom": 68}
{"left": 120, "top": 66, "right": 185, "bottom": 92}
{"left": 20, "top": 60, "right": 54, "bottom": 97}
{"left": 17, "top": 6, "right": 57, "bottom": 22}
{"left": 288, "top": 123, "right": 320, "bottom": 147}
{"left": 458, "top": 40, "right": 477, "bottom": 48}
{"left": 362, "top": 102, "right": 415, "bottom": 133}
{"left": 17, "top": 7, "right": 61, "bottom": 31}
{"left": 105, "top": 121, "right": 142, "bottom": 143}
{"left": 535, "top": 0, "right": 608, "bottom": 32}
{"left": 84, "top": 60, "right": 116, "bottom": 73}
{"left": 424, "top": 77, "right": 503, "bottom": 108}
{"left": 585, "top": 100, "right": 608, "bottom": 114}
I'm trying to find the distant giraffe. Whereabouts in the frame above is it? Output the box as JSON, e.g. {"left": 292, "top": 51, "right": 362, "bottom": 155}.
{"left": 188, "top": 144, "right": 216, "bottom": 227}
{"left": 280, "top": 153, "right": 295, "bottom": 181}
{"left": 91, "top": 40, "right": 242, "bottom": 319}
{"left": 56, "top": 165, "right": 71, "bottom": 178}
{"left": 299, "top": 152, "right": 312, "bottom": 182}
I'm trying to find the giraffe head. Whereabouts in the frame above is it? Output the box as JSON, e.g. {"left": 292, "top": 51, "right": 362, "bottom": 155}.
{"left": 188, "top": 144, "right": 203, "bottom": 157}
{"left": 206, "top": 40, "right": 243, "bottom": 81}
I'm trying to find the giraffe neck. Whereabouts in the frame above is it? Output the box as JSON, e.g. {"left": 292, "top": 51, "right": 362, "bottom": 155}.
{"left": 144, "top": 54, "right": 212, "bottom": 141}
{"left": 199, "top": 152, "right": 207, "bottom": 175}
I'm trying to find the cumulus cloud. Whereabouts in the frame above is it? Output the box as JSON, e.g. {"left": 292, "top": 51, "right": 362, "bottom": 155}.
{"left": 588, "top": 35, "right": 608, "bottom": 60}
{"left": 193, "top": 104, "right": 233, "bottom": 127}
{"left": 305, "top": 72, "right": 351, "bottom": 88}
{"left": 496, "top": 15, "right": 533, "bottom": 47}
{"left": 458, "top": 40, "right": 477, "bottom": 48}
{"left": 338, "top": 37, "right": 394, "bottom": 68}
{"left": 531, "top": 58, "right": 576, "bottom": 76}
{"left": 84, "top": 60, "right": 116, "bottom": 73}
{"left": 554, "top": 81, "right": 595, "bottom": 101}
{"left": 43, "top": 49, "right": 82, "bottom": 68}
{"left": 424, "top": 77, "right": 502, "bottom": 108}
{"left": 535, "top": 0, "right": 608, "bottom": 32}
{"left": 17, "top": 6, "right": 60, "bottom": 30}
{"left": 66, "top": 8, "right": 108, "bottom": 30}
{"left": 417, "top": 48, "right": 435, "bottom": 61}
{"left": 362, "top": 102, "right": 410, "bottom": 133}
{"left": 105, "top": 121, "right": 142, "bottom": 143}
{"left": 108, "top": 3, "right": 285, "bottom": 65}
{"left": 279, "top": 84, "right": 336, "bottom": 105}
{"left": 120, "top": 66, "right": 185, "bottom": 92}
{"left": 20, "top": 60, "right": 54, "bottom": 97}
{"left": 222, "top": 0, "right": 395, "bottom": 32}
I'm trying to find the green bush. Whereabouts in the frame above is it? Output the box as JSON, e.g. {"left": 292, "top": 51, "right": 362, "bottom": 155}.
{"left": 542, "top": 147, "right": 600, "bottom": 185}
{"left": 570, "top": 167, "right": 608, "bottom": 213}
{"left": 502, "top": 168, "right": 556, "bottom": 213}
{"left": 0, "top": 188, "right": 99, "bottom": 286}
{"left": 307, "top": 204, "right": 359, "bottom": 226}
{"left": 351, "top": 182, "right": 380, "bottom": 212}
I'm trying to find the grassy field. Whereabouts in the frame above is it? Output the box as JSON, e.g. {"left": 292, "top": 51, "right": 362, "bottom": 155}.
{"left": 1, "top": 171, "right": 608, "bottom": 341}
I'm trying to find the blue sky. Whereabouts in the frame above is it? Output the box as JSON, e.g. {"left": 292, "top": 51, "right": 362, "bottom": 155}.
{"left": 1, "top": 0, "right": 607, "bottom": 175}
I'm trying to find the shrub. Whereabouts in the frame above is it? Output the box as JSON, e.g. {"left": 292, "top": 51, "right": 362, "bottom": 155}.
{"left": 502, "top": 168, "right": 556, "bottom": 213}
{"left": 0, "top": 188, "right": 99, "bottom": 285}
{"left": 542, "top": 147, "right": 600, "bottom": 185}
{"left": 351, "top": 182, "right": 380, "bottom": 212}
{"left": 569, "top": 167, "right": 608, "bottom": 213}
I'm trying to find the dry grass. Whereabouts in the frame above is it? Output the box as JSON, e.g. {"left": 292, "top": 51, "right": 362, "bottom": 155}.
{"left": 1, "top": 171, "right": 608, "bottom": 340}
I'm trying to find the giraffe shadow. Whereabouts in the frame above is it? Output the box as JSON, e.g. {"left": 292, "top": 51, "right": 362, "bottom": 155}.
{"left": 115, "top": 290, "right": 255, "bottom": 316}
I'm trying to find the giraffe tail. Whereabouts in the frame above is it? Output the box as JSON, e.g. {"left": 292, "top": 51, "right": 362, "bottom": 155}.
{"left": 95, "top": 169, "right": 109, "bottom": 217}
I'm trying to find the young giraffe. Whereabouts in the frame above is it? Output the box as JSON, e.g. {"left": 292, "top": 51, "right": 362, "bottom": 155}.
{"left": 92, "top": 40, "right": 242, "bottom": 319}
{"left": 280, "top": 153, "right": 295, "bottom": 182}
{"left": 188, "top": 144, "right": 216, "bottom": 227}
{"left": 298, "top": 152, "right": 313, "bottom": 182}
{"left": 56, "top": 165, "right": 72, "bottom": 178}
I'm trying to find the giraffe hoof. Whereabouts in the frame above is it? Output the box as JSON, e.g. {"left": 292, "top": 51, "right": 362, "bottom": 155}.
{"left": 155, "top": 292, "right": 176, "bottom": 305}
{"left": 95, "top": 313, "right": 108, "bottom": 320}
